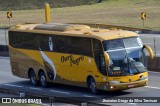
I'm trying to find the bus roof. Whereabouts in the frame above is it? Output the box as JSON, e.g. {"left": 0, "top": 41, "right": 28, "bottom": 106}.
{"left": 10, "top": 23, "right": 139, "bottom": 41}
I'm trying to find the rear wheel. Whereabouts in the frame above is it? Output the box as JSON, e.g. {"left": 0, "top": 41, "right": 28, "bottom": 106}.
{"left": 29, "top": 70, "right": 38, "bottom": 86}
{"left": 39, "top": 71, "right": 48, "bottom": 87}
{"left": 88, "top": 77, "right": 98, "bottom": 94}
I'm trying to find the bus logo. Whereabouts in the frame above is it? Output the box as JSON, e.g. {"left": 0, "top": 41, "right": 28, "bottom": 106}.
{"left": 61, "top": 55, "right": 84, "bottom": 66}
{"left": 49, "top": 37, "right": 53, "bottom": 51}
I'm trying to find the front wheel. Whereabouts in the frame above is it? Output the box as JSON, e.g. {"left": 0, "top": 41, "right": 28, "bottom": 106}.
{"left": 39, "top": 72, "right": 48, "bottom": 87}
{"left": 88, "top": 78, "right": 98, "bottom": 94}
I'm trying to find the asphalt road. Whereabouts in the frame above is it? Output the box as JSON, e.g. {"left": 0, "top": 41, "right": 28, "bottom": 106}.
{"left": 0, "top": 93, "right": 19, "bottom": 97}
{"left": 0, "top": 57, "right": 160, "bottom": 106}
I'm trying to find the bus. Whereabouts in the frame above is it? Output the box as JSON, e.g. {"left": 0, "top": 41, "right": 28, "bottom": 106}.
{"left": 8, "top": 23, "right": 154, "bottom": 94}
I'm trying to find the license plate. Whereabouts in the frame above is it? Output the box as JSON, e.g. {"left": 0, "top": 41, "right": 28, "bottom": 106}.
{"left": 128, "top": 84, "right": 134, "bottom": 88}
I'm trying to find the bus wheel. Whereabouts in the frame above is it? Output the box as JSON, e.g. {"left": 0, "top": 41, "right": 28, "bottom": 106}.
{"left": 29, "top": 70, "right": 38, "bottom": 86}
{"left": 39, "top": 71, "right": 48, "bottom": 87}
{"left": 88, "top": 77, "right": 98, "bottom": 94}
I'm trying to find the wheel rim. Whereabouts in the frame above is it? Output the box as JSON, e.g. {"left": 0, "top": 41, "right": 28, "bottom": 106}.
{"left": 30, "top": 72, "right": 36, "bottom": 85}
{"left": 40, "top": 75, "right": 46, "bottom": 86}
{"left": 90, "top": 79, "right": 96, "bottom": 93}
{"left": 90, "top": 82, "right": 96, "bottom": 92}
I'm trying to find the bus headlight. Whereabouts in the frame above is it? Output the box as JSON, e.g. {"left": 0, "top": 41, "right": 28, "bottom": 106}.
{"left": 140, "top": 76, "right": 148, "bottom": 80}
{"left": 109, "top": 80, "right": 120, "bottom": 84}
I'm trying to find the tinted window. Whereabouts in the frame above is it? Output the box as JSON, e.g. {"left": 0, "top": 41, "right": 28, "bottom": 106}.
{"left": 9, "top": 31, "right": 39, "bottom": 50}
{"left": 9, "top": 31, "right": 93, "bottom": 57}
{"left": 9, "top": 31, "right": 22, "bottom": 48}
{"left": 22, "top": 33, "right": 39, "bottom": 50}
{"left": 39, "top": 35, "right": 51, "bottom": 51}
{"left": 39, "top": 35, "right": 92, "bottom": 57}
{"left": 53, "top": 36, "right": 92, "bottom": 57}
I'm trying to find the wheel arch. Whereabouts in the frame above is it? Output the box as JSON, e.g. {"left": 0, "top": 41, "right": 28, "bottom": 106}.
{"left": 28, "top": 67, "right": 34, "bottom": 78}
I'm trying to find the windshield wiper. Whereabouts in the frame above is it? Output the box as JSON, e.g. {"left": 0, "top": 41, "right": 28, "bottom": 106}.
{"left": 127, "top": 57, "right": 140, "bottom": 74}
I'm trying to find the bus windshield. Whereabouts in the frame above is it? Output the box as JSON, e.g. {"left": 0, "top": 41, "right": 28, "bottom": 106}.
{"left": 103, "top": 37, "right": 147, "bottom": 76}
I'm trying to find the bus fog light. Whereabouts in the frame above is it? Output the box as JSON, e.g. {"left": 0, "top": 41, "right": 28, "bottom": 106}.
{"left": 110, "top": 86, "right": 114, "bottom": 89}
{"left": 140, "top": 76, "right": 148, "bottom": 80}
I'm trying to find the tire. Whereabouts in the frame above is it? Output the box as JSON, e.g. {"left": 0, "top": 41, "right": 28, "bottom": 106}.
{"left": 29, "top": 70, "right": 38, "bottom": 86}
{"left": 88, "top": 77, "right": 98, "bottom": 94}
{"left": 39, "top": 71, "right": 48, "bottom": 87}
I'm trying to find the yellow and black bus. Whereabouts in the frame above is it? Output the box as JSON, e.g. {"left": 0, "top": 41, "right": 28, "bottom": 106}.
{"left": 8, "top": 23, "right": 154, "bottom": 94}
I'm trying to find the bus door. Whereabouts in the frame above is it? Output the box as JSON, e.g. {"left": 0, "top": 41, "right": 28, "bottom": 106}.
{"left": 93, "top": 39, "right": 106, "bottom": 75}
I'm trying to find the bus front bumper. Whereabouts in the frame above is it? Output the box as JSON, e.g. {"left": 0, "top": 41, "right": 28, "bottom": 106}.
{"left": 108, "top": 80, "right": 148, "bottom": 91}
{"left": 98, "top": 79, "right": 148, "bottom": 91}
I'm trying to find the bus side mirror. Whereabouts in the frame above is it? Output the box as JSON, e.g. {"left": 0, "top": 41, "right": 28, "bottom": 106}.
{"left": 143, "top": 45, "right": 154, "bottom": 59}
{"left": 104, "top": 52, "right": 110, "bottom": 66}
